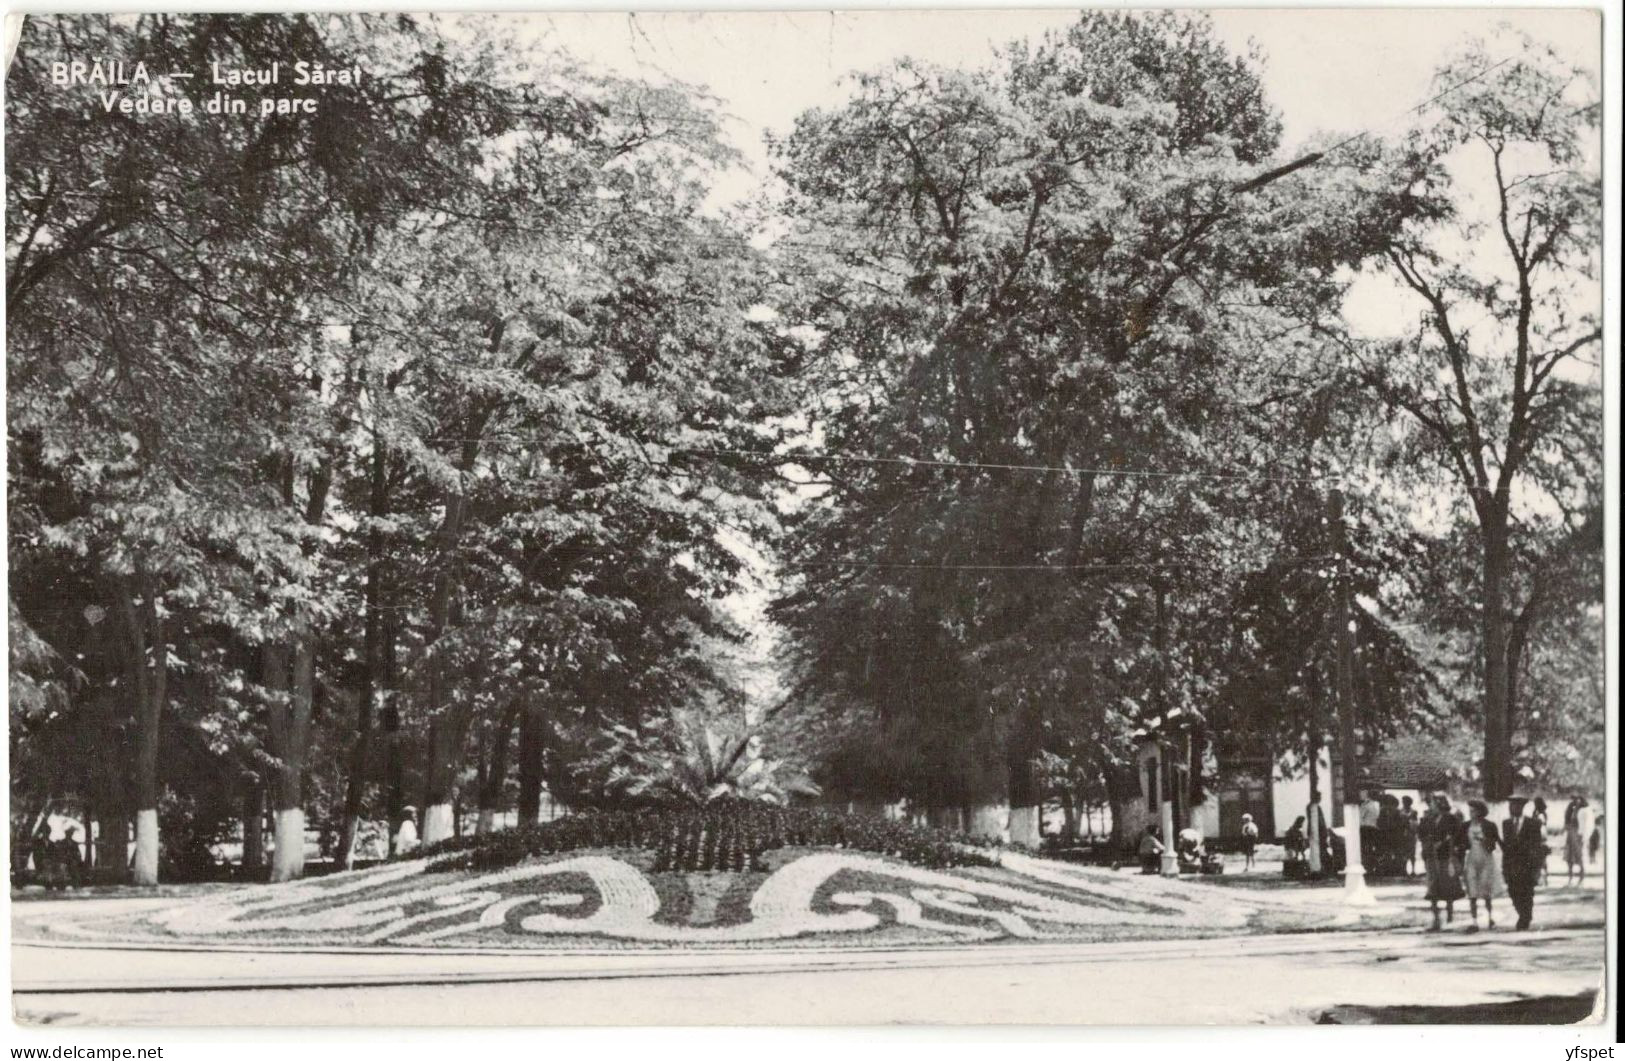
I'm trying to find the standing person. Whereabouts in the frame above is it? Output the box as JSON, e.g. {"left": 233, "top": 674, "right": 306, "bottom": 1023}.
{"left": 1461, "top": 800, "right": 1502, "bottom": 930}
{"left": 1307, "top": 791, "right": 1333, "bottom": 873}
{"left": 394, "top": 805, "right": 419, "bottom": 856}
{"left": 1359, "top": 789, "right": 1382, "bottom": 873}
{"left": 54, "top": 826, "right": 86, "bottom": 889}
{"left": 1562, "top": 796, "right": 1589, "bottom": 884}
{"left": 1377, "top": 794, "right": 1404, "bottom": 876}
{"left": 1401, "top": 795, "right": 1421, "bottom": 877}
{"left": 1240, "top": 813, "right": 1260, "bottom": 871}
{"left": 1421, "top": 794, "right": 1465, "bottom": 930}
{"left": 29, "top": 823, "right": 55, "bottom": 889}
{"left": 1531, "top": 798, "right": 1552, "bottom": 885}
{"left": 1503, "top": 796, "right": 1545, "bottom": 931}
{"left": 1589, "top": 814, "right": 1604, "bottom": 866}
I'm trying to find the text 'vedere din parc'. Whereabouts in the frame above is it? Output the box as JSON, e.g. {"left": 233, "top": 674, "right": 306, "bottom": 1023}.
{"left": 50, "top": 60, "right": 363, "bottom": 117}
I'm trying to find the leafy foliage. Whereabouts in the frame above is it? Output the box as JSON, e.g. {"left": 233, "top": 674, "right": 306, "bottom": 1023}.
{"left": 574, "top": 714, "right": 821, "bottom": 807}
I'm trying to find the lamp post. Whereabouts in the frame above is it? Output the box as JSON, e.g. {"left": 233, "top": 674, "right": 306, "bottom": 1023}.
{"left": 1135, "top": 727, "right": 1181, "bottom": 878}
{"left": 1158, "top": 740, "right": 1179, "bottom": 877}
{"left": 1331, "top": 489, "right": 1376, "bottom": 905}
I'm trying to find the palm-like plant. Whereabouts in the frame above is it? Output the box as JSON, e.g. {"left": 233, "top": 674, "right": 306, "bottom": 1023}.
{"left": 587, "top": 712, "right": 820, "bottom": 806}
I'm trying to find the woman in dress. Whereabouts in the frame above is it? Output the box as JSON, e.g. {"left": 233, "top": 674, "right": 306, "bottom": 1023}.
{"left": 1462, "top": 799, "right": 1503, "bottom": 929}
{"left": 1563, "top": 796, "right": 1589, "bottom": 884}
{"left": 1420, "top": 794, "right": 1465, "bottom": 930}
{"left": 1532, "top": 797, "right": 1551, "bottom": 885}
{"left": 394, "top": 804, "right": 420, "bottom": 856}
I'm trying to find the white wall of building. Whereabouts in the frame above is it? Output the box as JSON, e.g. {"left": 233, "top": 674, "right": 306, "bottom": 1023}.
{"left": 1272, "top": 747, "right": 1332, "bottom": 836}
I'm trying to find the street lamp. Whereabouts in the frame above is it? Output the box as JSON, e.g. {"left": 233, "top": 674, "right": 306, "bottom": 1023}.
{"left": 1135, "top": 720, "right": 1182, "bottom": 878}
{"left": 1330, "top": 489, "right": 1376, "bottom": 906}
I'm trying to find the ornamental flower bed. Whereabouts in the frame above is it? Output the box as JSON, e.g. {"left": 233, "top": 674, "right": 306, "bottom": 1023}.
{"left": 409, "top": 802, "right": 999, "bottom": 874}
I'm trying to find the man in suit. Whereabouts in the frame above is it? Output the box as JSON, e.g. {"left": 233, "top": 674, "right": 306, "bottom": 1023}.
{"left": 1503, "top": 796, "right": 1545, "bottom": 930}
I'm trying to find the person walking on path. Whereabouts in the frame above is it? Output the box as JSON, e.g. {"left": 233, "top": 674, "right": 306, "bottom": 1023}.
{"left": 1562, "top": 796, "right": 1590, "bottom": 884}
{"left": 1531, "top": 798, "right": 1552, "bottom": 885}
{"left": 1461, "top": 800, "right": 1502, "bottom": 930}
{"left": 1240, "top": 813, "right": 1260, "bottom": 871}
{"left": 1590, "top": 813, "right": 1604, "bottom": 866}
{"left": 1421, "top": 794, "right": 1465, "bottom": 930}
{"left": 1503, "top": 796, "right": 1545, "bottom": 931}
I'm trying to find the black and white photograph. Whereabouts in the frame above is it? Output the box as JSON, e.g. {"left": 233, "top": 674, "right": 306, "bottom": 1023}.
{"left": 3, "top": 5, "right": 1614, "bottom": 1033}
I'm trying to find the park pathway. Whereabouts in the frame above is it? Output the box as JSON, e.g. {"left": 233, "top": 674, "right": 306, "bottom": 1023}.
{"left": 14, "top": 922, "right": 1605, "bottom": 1025}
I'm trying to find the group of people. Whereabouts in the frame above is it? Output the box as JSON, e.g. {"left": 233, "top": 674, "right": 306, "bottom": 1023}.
{"left": 1418, "top": 794, "right": 1590, "bottom": 932}
{"left": 1358, "top": 791, "right": 1425, "bottom": 876}
{"left": 28, "top": 823, "right": 87, "bottom": 890}
{"left": 1281, "top": 789, "right": 1341, "bottom": 873}
{"left": 1135, "top": 823, "right": 1222, "bottom": 874}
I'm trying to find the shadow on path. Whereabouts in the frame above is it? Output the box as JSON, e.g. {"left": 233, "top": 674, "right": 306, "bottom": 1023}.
{"left": 1316, "top": 989, "right": 1597, "bottom": 1025}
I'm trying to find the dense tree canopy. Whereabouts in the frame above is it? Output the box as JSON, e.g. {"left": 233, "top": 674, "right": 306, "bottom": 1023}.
{"left": 7, "top": 13, "right": 1602, "bottom": 878}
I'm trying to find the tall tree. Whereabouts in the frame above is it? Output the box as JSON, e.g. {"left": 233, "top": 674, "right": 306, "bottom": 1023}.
{"left": 770, "top": 12, "right": 1367, "bottom": 843}
{"left": 1346, "top": 34, "right": 1601, "bottom": 799}
{"left": 5, "top": 13, "right": 616, "bottom": 879}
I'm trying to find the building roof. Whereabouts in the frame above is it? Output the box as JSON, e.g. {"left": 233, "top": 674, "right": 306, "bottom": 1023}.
{"left": 1363, "top": 737, "right": 1457, "bottom": 791}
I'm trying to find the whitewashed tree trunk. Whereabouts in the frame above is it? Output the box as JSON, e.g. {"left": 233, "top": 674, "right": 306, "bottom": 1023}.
{"left": 270, "top": 808, "right": 305, "bottom": 882}
{"left": 967, "top": 803, "right": 1010, "bottom": 843}
{"left": 132, "top": 809, "right": 159, "bottom": 886}
{"left": 1008, "top": 804, "right": 1041, "bottom": 848}
{"left": 476, "top": 808, "right": 495, "bottom": 836}
{"left": 422, "top": 802, "right": 455, "bottom": 846}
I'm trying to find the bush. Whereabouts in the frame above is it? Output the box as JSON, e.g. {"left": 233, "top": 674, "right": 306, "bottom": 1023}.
{"left": 409, "top": 800, "right": 1000, "bottom": 874}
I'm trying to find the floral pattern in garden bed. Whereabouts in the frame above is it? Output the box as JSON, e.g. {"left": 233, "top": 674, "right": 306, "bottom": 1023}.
{"left": 14, "top": 845, "right": 1415, "bottom": 950}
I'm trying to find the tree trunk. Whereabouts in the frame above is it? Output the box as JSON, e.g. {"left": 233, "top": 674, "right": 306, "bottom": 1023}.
{"left": 517, "top": 699, "right": 544, "bottom": 825}
{"left": 419, "top": 446, "right": 476, "bottom": 847}
{"left": 383, "top": 611, "right": 404, "bottom": 856}
{"left": 242, "top": 782, "right": 265, "bottom": 875}
{"left": 264, "top": 633, "right": 315, "bottom": 882}
{"left": 1105, "top": 764, "right": 1135, "bottom": 851}
{"left": 966, "top": 803, "right": 1010, "bottom": 842}
{"left": 119, "top": 574, "right": 166, "bottom": 887}
{"left": 422, "top": 802, "right": 455, "bottom": 846}
{"left": 262, "top": 447, "right": 332, "bottom": 883}
{"left": 338, "top": 441, "right": 390, "bottom": 870}
{"left": 1059, "top": 789, "right": 1079, "bottom": 843}
{"left": 1481, "top": 524, "right": 1514, "bottom": 800}
{"left": 421, "top": 729, "right": 457, "bottom": 846}
{"left": 96, "top": 795, "right": 128, "bottom": 881}
{"left": 1004, "top": 696, "right": 1044, "bottom": 848}
{"left": 475, "top": 700, "right": 521, "bottom": 836}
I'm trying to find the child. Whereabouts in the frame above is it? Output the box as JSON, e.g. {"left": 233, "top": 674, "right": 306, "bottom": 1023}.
{"left": 1283, "top": 816, "right": 1307, "bottom": 862}
{"left": 1241, "top": 813, "right": 1260, "bottom": 871}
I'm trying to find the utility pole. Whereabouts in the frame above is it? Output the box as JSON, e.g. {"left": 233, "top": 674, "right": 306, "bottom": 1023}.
{"left": 1154, "top": 580, "right": 1179, "bottom": 877}
{"left": 1331, "top": 489, "right": 1376, "bottom": 904}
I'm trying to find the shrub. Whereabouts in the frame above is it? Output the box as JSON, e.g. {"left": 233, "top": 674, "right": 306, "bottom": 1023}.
{"left": 410, "top": 800, "right": 999, "bottom": 873}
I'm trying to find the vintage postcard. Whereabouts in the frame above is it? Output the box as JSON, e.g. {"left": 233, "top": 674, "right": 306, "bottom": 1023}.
{"left": 4, "top": 8, "right": 1611, "bottom": 1030}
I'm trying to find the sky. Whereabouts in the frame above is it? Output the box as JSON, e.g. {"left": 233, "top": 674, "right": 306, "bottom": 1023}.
{"left": 486, "top": 8, "right": 1600, "bottom": 208}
